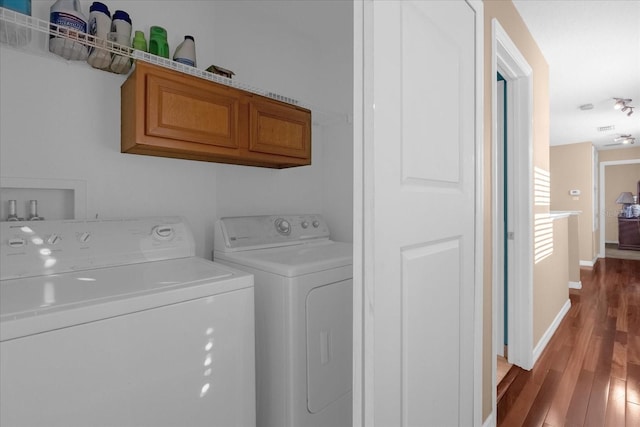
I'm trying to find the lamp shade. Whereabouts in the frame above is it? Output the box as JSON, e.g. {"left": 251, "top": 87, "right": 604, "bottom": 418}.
{"left": 615, "top": 192, "right": 635, "bottom": 204}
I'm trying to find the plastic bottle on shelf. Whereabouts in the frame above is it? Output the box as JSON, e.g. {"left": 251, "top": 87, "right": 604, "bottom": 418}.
{"left": 86, "top": 1, "right": 111, "bottom": 69}
{"left": 148, "top": 25, "right": 169, "bottom": 58}
{"left": 173, "top": 35, "right": 196, "bottom": 67}
{"left": 132, "top": 30, "right": 147, "bottom": 52}
{"left": 109, "top": 10, "right": 131, "bottom": 74}
{"left": 129, "top": 30, "right": 146, "bottom": 67}
{"left": 0, "top": 0, "right": 32, "bottom": 46}
{"left": 49, "top": 0, "right": 89, "bottom": 60}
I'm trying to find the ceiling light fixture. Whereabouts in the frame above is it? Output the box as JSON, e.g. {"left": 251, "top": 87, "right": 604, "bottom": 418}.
{"left": 613, "top": 98, "right": 636, "bottom": 117}
{"left": 613, "top": 98, "right": 631, "bottom": 110}
{"left": 614, "top": 134, "right": 635, "bottom": 144}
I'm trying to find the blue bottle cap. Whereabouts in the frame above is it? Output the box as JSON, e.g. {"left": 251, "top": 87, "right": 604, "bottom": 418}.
{"left": 113, "top": 10, "right": 131, "bottom": 24}
{"left": 89, "top": 2, "right": 110, "bottom": 17}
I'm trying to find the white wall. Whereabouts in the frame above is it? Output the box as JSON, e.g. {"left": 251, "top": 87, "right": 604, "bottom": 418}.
{"left": 211, "top": 0, "right": 354, "bottom": 243}
{"left": 1, "top": 0, "right": 353, "bottom": 258}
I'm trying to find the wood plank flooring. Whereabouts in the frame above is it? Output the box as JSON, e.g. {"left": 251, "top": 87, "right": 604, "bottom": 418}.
{"left": 497, "top": 258, "right": 640, "bottom": 427}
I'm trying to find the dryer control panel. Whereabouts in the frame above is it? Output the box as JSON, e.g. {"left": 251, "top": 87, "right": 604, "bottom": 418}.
{"left": 0, "top": 217, "right": 194, "bottom": 280}
{"left": 215, "top": 215, "right": 330, "bottom": 252}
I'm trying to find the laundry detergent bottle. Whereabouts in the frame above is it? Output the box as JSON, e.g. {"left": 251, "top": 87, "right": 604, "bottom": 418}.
{"left": 173, "top": 35, "right": 196, "bottom": 67}
{"left": 49, "top": 0, "right": 89, "bottom": 60}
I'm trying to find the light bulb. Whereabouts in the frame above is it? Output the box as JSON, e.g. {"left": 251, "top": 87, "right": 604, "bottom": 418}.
{"left": 614, "top": 100, "right": 624, "bottom": 110}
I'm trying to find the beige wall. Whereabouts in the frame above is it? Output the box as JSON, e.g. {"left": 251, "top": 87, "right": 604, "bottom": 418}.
{"left": 483, "top": 1, "right": 550, "bottom": 421}
{"left": 550, "top": 142, "right": 595, "bottom": 262}
{"left": 604, "top": 164, "right": 640, "bottom": 242}
{"left": 599, "top": 146, "right": 640, "bottom": 163}
{"left": 533, "top": 217, "right": 570, "bottom": 345}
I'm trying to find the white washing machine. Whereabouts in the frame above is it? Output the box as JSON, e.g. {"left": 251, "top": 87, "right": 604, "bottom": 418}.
{"left": 213, "top": 215, "right": 352, "bottom": 427}
{"left": 0, "top": 217, "right": 255, "bottom": 427}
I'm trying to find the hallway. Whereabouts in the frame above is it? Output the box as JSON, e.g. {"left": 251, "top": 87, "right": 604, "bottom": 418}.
{"left": 498, "top": 258, "right": 640, "bottom": 426}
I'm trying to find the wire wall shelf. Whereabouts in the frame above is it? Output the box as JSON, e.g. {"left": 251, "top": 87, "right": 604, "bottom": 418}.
{"left": 0, "top": 7, "right": 307, "bottom": 108}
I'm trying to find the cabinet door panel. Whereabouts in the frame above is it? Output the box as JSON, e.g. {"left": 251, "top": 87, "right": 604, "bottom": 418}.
{"left": 147, "top": 74, "right": 238, "bottom": 148}
{"left": 249, "top": 100, "right": 311, "bottom": 159}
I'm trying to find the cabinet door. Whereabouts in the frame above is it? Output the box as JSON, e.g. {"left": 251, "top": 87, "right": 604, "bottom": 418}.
{"left": 248, "top": 99, "right": 311, "bottom": 161}
{"left": 146, "top": 73, "right": 239, "bottom": 149}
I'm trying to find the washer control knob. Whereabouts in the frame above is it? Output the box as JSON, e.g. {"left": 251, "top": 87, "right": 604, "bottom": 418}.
{"left": 78, "top": 232, "right": 91, "bottom": 243}
{"left": 8, "top": 238, "right": 26, "bottom": 248}
{"left": 312, "top": 220, "right": 320, "bottom": 228}
{"left": 47, "top": 234, "right": 61, "bottom": 245}
{"left": 301, "top": 221, "right": 309, "bottom": 229}
{"left": 275, "top": 218, "right": 291, "bottom": 235}
{"left": 153, "top": 225, "right": 175, "bottom": 241}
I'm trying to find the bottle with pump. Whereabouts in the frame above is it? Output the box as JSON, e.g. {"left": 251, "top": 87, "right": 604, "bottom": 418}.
{"left": 173, "top": 35, "right": 196, "bottom": 67}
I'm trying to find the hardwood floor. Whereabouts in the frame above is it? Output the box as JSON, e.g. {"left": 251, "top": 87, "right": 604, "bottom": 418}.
{"left": 497, "top": 258, "right": 640, "bottom": 427}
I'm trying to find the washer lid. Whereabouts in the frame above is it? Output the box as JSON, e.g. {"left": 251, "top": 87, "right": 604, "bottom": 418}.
{"left": 215, "top": 241, "right": 352, "bottom": 277}
{"left": 0, "top": 257, "right": 253, "bottom": 341}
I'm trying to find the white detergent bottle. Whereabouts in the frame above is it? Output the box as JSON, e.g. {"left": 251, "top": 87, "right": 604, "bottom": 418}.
{"left": 173, "top": 35, "right": 196, "bottom": 67}
{"left": 87, "top": 2, "right": 111, "bottom": 69}
{"left": 109, "top": 10, "right": 132, "bottom": 74}
{"left": 49, "top": 0, "right": 89, "bottom": 60}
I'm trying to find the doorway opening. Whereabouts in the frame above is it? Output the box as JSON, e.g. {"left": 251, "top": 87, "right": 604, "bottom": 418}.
{"left": 496, "top": 72, "right": 512, "bottom": 385}
{"left": 491, "top": 17, "right": 534, "bottom": 418}
{"left": 599, "top": 159, "right": 640, "bottom": 259}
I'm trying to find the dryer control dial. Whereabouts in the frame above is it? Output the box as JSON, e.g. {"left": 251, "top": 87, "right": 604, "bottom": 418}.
{"left": 274, "top": 218, "right": 291, "bottom": 235}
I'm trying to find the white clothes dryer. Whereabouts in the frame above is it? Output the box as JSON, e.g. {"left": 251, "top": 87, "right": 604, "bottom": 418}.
{"left": 214, "top": 215, "right": 352, "bottom": 427}
{"left": 1, "top": 217, "right": 255, "bottom": 427}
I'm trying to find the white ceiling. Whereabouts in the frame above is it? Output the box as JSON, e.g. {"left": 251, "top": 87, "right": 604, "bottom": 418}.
{"left": 513, "top": 0, "right": 640, "bottom": 150}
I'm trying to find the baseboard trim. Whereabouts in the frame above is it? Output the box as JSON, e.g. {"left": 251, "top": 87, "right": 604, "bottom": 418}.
{"left": 532, "top": 299, "right": 571, "bottom": 366}
{"left": 569, "top": 281, "right": 582, "bottom": 289}
{"left": 482, "top": 412, "right": 495, "bottom": 427}
{"left": 579, "top": 256, "right": 598, "bottom": 267}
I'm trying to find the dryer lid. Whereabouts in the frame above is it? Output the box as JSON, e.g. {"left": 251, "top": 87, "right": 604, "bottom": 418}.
{"left": 215, "top": 240, "right": 352, "bottom": 277}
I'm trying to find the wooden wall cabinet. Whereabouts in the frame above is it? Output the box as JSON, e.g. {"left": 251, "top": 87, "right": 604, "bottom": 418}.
{"left": 121, "top": 62, "right": 311, "bottom": 168}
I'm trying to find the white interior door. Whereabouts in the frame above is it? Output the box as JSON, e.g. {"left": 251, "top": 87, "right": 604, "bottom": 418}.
{"left": 357, "top": 1, "right": 480, "bottom": 425}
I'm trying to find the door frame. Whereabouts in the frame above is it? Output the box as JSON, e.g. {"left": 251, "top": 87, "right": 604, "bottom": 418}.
{"left": 491, "top": 17, "right": 534, "bottom": 415}
{"left": 352, "top": 1, "right": 484, "bottom": 425}
{"left": 598, "top": 158, "right": 640, "bottom": 257}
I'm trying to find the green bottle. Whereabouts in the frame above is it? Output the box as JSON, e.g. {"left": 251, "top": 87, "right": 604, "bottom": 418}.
{"left": 132, "top": 30, "right": 147, "bottom": 52}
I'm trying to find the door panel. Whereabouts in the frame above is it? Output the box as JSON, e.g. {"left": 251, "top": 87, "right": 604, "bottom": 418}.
{"left": 366, "top": 1, "right": 477, "bottom": 425}
{"left": 402, "top": 240, "right": 461, "bottom": 426}
{"left": 401, "top": 4, "right": 461, "bottom": 185}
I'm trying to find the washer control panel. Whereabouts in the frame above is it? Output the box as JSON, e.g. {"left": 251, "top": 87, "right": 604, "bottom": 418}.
{"left": 1, "top": 217, "right": 194, "bottom": 280}
{"left": 215, "top": 214, "right": 330, "bottom": 252}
